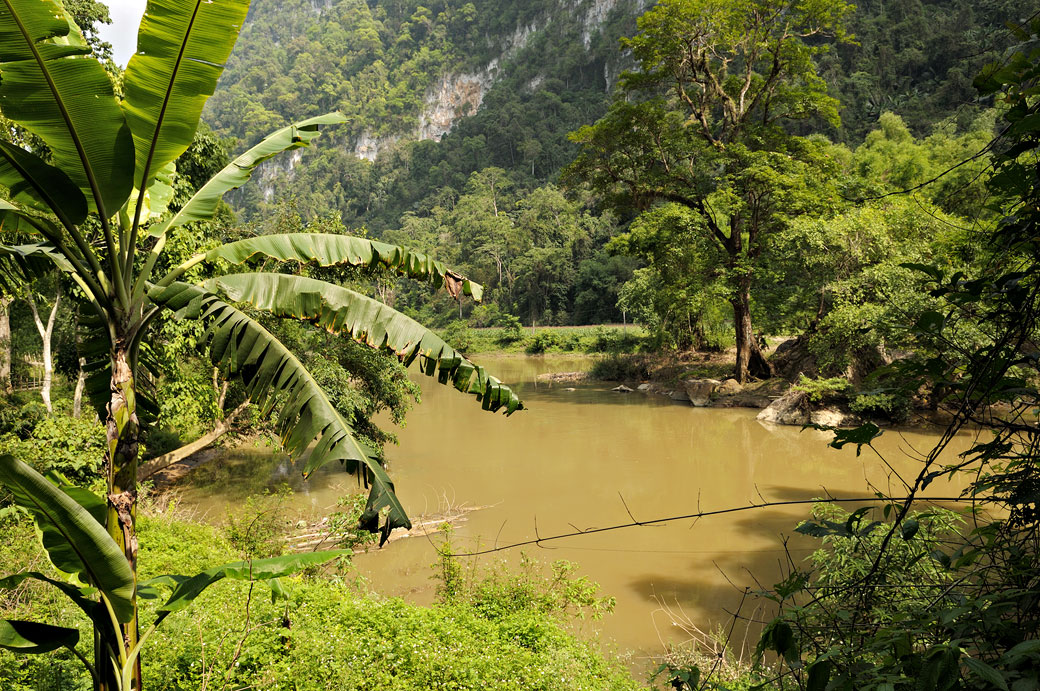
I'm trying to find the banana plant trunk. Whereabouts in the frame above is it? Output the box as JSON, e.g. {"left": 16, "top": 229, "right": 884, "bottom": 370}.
{"left": 101, "top": 339, "right": 141, "bottom": 691}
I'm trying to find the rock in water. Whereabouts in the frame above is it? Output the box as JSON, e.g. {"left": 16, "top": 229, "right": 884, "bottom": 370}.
{"left": 810, "top": 408, "right": 846, "bottom": 427}
{"left": 682, "top": 379, "right": 721, "bottom": 407}
{"left": 612, "top": 384, "right": 634, "bottom": 393}
{"left": 757, "top": 388, "right": 810, "bottom": 425}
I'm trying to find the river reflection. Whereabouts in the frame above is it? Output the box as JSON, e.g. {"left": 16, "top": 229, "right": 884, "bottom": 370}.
{"left": 178, "top": 354, "right": 973, "bottom": 665}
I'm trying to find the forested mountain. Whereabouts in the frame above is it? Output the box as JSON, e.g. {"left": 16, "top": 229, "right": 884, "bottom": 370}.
{"left": 202, "top": 0, "right": 1036, "bottom": 329}
{"left": 205, "top": 0, "right": 644, "bottom": 228}
{"left": 207, "top": 0, "right": 1034, "bottom": 223}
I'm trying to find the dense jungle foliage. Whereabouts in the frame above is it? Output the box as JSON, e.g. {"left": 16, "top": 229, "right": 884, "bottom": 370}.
{"left": 201, "top": 0, "right": 1037, "bottom": 343}
{"left": 1, "top": 0, "right": 1039, "bottom": 689}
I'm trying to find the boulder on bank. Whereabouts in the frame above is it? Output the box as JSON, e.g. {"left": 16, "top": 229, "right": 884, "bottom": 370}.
{"left": 771, "top": 334, "right": 893, "bottom": 386}
{"left": 771, "top": 335, "right": 819, "bottom": 382}
{"left": 714, "top": 392, "right": 772, "bottom": 409}
{"left": 683, "top": 378, "right": 721, "bottom": 407}
{"left": 810, "top": 407, "right": 847, "bottom": 427}
{"left": 718, "top": 378, "right": 742, "bottom": 395}
{"left": 757, "top": 388, "right": 810, "bottom": 425}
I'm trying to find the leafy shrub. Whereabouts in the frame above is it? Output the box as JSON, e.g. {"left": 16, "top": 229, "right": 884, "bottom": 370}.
{"left": 156, "top": 364, "right": 221, "bottom": 444}
{"left": 590, "top": 354, "right": 652, "bottom": 381}
{"left": 222, "top": 487, "right": 294, "bottom": 559}
{"left": 793, "top": 374, "right": 850, "bottom": 402}
{"left": 442, "top": 320, "right": 474, "bottom": 352}
{"left": 525, "top": 331, "right": 560, "bottom": 354}
{"left": 323, "top": 491, "right": 378, "bottom": 551}
{"left": 497, "top": 314, "right": 525, "bottom": 344}
{"left": 0, "top": 413, "right": 105, "bottom": 486}
{"left": 468, "top": 302, "right": 504, "bottom": 328}
{"left": 756, "top": 504, "right": 983, "bottom": 690}
{"left": 0, "top": 512, "right": 638, "bottom": 690}
{"left": 0, "top": 393, "right": 49, "bottom": 438}
{"left": 849, "top": 390, "right": 911, "bottom": 421}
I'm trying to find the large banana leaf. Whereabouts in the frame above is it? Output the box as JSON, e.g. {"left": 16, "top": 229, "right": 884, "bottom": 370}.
{"left": 0, "top": 620, "right": 78, "bottom": 654}
{"left": 205, "top": 233, "right": 483, "bottom": 300}
{"left": 149, "top": 114, "right": 347, "bottom": 238}
{"left": 0, "top": 199, "right": 49, "bottom": 234}
{"left": 148, "top": 281, "right": 411, "bottom": 543}
{"left": 124, "top": 160, "right": 177, "bottom": 225}
{"left": 0, "top": 0, "right": 133, "bottom": 217}
{"left": 0, "top": 236, "right": 74, "bottom": 291}
{"left": 202, "top": 272, "right": 521, "bottom": 413}
{"left": 122, "top": 0, "right": 251, "bottom": 191}
{"left": 0, "top": 140, "right": 87, "bottom": 225}
{"left": 0, "top": 456, "right": 136, "bottom": 623}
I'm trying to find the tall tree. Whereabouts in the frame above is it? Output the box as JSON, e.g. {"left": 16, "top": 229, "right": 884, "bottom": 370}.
{"left": 567, "top": 0, "right": 851, "bottom": 381}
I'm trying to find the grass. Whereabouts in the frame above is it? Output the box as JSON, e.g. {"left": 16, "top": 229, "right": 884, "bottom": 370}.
{"left": 0, "top": 502, "right": 640, "bottom": 691}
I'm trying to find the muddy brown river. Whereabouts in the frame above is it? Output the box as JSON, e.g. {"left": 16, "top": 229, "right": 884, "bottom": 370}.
{"left": 178, "top": 355, "right": 973, "bottom": 668}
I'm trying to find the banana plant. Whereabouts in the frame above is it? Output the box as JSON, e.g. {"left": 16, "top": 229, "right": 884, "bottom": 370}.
{"left": 0, "top": 1, "right": 521, "bottom": 689}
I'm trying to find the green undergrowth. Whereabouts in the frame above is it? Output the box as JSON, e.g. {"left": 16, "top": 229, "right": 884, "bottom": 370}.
{"left": 0, "top": 507, "right": 638, "bottom": 690}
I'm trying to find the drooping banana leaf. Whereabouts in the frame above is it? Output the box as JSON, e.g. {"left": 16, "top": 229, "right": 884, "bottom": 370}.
{"left": 45, "top": 470, "right": 106, "bottom": 524}
{"left": 0, "top": 140, "right": 87, "bottom": 225}
{"left": 200, "top": 272, "right": 521, "bottom": 413}
{"left": 0, "top": 235, "right": 74, "bottom": 290}
{"left": 204, "top": 233, "right": 483, "bottom": 301}
{"left": 121, "top": 0, "right": 251, "bottom": 191}
{"left": 0, "top": 200, "right": 65, "bottom": 240}
{"left": 0, "top": 0, "right": 133, "bottom": 217}
{"left": 0, "top": 619, "right": 78, "bottom": 654}
{"left": 147, "top": 281, "right": 411, "bottom": 543}
{"left": 148, "top": 550, "right": 350, "bottom": 614}
{"left": 0, "top": 456, "right": 135, "bottom": 623}
{"left": 149, "top": 114, "right": 347, "bottom": 238}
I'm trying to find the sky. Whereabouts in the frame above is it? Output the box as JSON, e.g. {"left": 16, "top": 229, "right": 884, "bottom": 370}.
{"left": 96, "top": 0, "right": 147, "bottom": 66}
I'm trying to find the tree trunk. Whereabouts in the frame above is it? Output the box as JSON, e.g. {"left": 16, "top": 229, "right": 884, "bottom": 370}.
{"left": 731, "top": 282, "right": 772, "bottom": 383}
{"left": 28, "top": 290, "right": 61, "bottom": 413}
{"left": 0, "top": 296, "right": 11, "bottom": 394}
{"left": 136, "top": 399, "right": 251, "bottom": 481}
{"left": 100, "top": 345, "right": 141, "bottom": 691}
{"left": 73, "top": 357, "right": 86, "bottom": 418}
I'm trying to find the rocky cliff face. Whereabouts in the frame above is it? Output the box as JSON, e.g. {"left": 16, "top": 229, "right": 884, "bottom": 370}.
{"left": 416, "top": 71, "right": 493, "bottom": 142}
{"left": 257, "top": 148, "right": 304, "bottom": 201}
{"left": 352, "top": 0, "right": 630, "bottom": 161}
{"left": 582, "top": 0, "right": 619, "bottom": 48}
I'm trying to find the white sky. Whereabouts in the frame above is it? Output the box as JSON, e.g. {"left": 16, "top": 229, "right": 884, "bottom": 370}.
{"left": 96, "top": 0, "right": 147, "bottom": 66}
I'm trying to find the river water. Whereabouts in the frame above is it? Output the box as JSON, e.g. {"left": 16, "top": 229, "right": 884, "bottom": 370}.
{"left": 178, "top": 355, "right": 972, "bottom": 666}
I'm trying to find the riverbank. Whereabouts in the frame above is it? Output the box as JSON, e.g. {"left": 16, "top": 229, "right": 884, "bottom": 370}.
{"left": 0, "top": 506, "right": 640, "bottom": 690}
{"left": 577, "top": 347, "right": 957, "bottom": 429}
